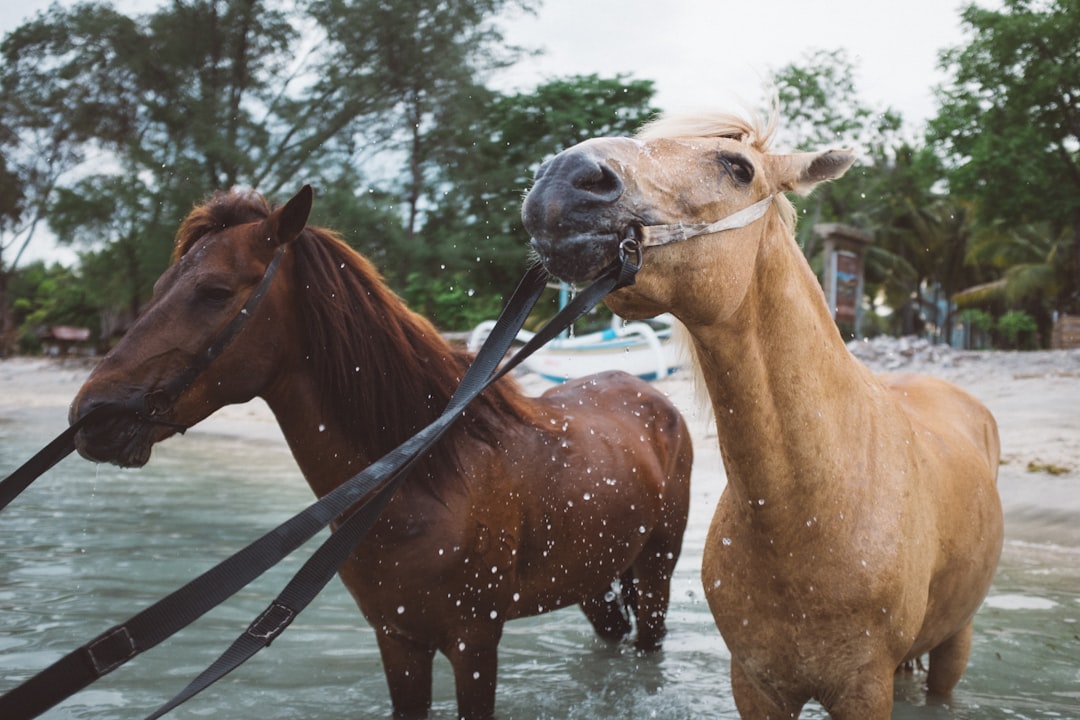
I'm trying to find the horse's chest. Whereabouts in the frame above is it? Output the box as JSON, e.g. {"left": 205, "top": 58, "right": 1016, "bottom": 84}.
{"left": 702, "top": 497, "right": 908, "bottom": 619}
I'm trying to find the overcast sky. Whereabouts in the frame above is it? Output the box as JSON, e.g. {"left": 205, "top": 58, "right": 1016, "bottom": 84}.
{"left": 498, "top": 0, "right": 986, "bottom": 130}
{"left": 4, "top": 0, "right": 988, "bottom": 126}
{"left": 2, "top": 0, "right": 991, "bottom": 264}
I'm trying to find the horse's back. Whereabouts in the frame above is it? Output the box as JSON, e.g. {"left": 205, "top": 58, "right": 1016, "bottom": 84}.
{"left": 880, "top": 372, "right": 1000, "bottom": 476}
{"left": 539, "top": 370, "right": 692, "bottom": 465}
{"left": 535, "top": 369, "right": 692, "bottom": 521}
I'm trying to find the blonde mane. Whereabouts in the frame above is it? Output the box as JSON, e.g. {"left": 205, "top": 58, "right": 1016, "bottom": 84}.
{"left": 635, "top": 108, "right": 777, "bottom": 152}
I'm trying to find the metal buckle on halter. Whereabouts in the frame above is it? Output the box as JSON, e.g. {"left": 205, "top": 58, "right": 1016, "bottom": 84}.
{"left": 614, "top": 228, "right": 644, "bottom": 289}
{"left": 618, "top": 228, "right": 643, "bottom": 270}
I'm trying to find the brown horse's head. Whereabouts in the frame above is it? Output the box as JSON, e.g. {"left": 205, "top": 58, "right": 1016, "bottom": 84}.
{"left": 522, "top": 111, "right": 854, "bottom": 324}
{"left": 69, "top": 186, "right": 313, "bottom": 466}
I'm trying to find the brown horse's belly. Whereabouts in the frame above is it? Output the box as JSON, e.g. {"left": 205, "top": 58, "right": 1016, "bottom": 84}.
{"left": 507, "top": 480, "right": 658, "bottom": 618}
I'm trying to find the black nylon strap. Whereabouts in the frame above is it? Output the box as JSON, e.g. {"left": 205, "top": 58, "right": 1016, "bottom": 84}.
{"left": 0, "top": 410, "right": 98, "bottom": 512}
{"left": 0, "top": 254, "right": 637, "bottom": 720}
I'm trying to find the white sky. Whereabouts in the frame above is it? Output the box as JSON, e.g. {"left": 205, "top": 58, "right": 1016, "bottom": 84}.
{"left": 497, "top": 0, "right": 984, "bottom": 129}
{"left": 2, "top": 0, "right": 990, "bottom": 265}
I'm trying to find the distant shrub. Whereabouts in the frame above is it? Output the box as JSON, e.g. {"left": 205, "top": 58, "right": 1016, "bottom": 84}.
{"left": 998, "top": 310, "right": 1038, "bottom": 350}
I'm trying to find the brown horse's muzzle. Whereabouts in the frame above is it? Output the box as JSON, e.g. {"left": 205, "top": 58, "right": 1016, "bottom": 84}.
{"left": 69, "top": 390, "right": 180, "bottom": 468}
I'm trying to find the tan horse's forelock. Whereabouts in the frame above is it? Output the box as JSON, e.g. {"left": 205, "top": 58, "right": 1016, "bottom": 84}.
{"left": 635, "top": 108, "right": 777, "bottom": 151}
{"left": 635, "top": 108, "right": 797, "bottom": 233}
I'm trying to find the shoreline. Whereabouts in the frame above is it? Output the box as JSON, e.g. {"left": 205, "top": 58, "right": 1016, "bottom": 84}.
{"left": 2, "top": 343, "right": 1078, "bottom": 534}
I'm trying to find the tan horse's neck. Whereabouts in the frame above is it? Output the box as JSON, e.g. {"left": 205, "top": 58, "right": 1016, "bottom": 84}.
{"left": 686, "top": 212, "right": 875, "bottom": 521}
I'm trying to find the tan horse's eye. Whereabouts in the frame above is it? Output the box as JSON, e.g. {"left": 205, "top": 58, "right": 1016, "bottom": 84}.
{"left": 720, "top": 153, "right": 754, "bottom": 185}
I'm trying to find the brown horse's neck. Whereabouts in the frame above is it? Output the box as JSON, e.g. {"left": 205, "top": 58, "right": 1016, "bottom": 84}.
{"left": 261, "top": 368, "right": 370, "bottom": 499}
{"left": 686, "top": 219, "right": 876, "bottom": 519}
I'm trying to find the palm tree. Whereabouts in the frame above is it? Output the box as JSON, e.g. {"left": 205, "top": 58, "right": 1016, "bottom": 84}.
{"left": 959, "top": 221, "right": 1077, "bottom": 345}
{"left": 853, "top": 144, "right": 986, "bottom": 344}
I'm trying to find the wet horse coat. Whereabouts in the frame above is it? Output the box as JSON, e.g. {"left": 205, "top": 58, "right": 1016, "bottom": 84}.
{"left": 69, "top": 186, "right": 693, "bottom": 720}
{"left": 523, "top": 112, "right": 1003, "bottom": 719}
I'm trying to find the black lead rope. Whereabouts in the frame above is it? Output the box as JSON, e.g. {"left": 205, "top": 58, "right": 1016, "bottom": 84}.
{"left": 0, "top": 250, "right": 639, "bottom": 720}
{"left": 0, "top": 411, "right": 99, "bottom": 511}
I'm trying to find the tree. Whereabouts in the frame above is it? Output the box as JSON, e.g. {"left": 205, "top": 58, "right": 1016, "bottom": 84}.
{"left": 309, "top": 0, "right": 538, "bottom": 282}
{"left": 8, "top": 260, "right": 98, "bottom": 353}
{"left": 412, "top": 74, "right": 660, "bottom": 326}
{"left": 0, "top": 0, "right": 400, "bottom": 339}
{"left": 930, "top": 0, "right": 1080, "bottom": 315}
{"left": 768, "top": 48, "right": 904, "bottom": 258}
{"left": 0, "top": 1, "right": 141, "bottom": 353}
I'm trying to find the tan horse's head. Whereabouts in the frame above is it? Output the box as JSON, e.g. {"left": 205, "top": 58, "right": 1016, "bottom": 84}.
{"left": 523, "top": 110, "right": 855, "bottom": 325}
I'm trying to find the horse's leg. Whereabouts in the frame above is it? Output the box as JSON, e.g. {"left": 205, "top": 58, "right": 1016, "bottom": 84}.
{"left": 579, "top": 572, "right": 633, "bottom": 641}
{"left": 631, "top": 536, "right": 681, "bottom": 651}
{"left": 818, "top": 664, "right": 895, "bottom": 720}
{"left": 926, "top": 620, "right": 973, "bottom": 697}
{"left": 444, "top": 623, "right": 503, "bottom": 720}
{"left": 375, "top": 630, "right": 436, "bottom": 719}
{"left": 730, "top": 660, "right": 801, "bottom": 719}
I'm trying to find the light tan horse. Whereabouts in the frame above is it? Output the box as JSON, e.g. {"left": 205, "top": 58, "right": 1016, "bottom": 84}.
{"left": 522, "top": 111, "right": 1004, "bottom": 719}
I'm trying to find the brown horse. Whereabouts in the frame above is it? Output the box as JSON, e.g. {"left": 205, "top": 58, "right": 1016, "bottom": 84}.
{"left": 522, "top": 111, "right": 1004, "bottom": 719}
{"left": 68, "top": 186, "right": 693, "bottom": 720}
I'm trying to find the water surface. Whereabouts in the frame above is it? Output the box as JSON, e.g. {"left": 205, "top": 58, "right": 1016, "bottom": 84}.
{"left": 1, "top": 405, "right": 1077, "bottom": 719}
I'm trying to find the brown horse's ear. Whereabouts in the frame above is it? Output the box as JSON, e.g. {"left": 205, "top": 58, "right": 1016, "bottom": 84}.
{"left": 766, "top": 149, "right": 856, "bottom": 196}
{"left": 266, "top": 185, "right": 314, "bottom": 247}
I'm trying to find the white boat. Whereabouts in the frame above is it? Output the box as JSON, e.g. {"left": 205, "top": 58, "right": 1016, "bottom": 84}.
{"left": 467, "top": 313, "right": 683, "bottom": 383}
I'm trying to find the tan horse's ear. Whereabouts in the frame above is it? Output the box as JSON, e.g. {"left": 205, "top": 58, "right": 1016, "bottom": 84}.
{"left": 266, "top": 185, "right": 314, "bottom": 247}
{"left": 766, "top": 149, "right": 856, "bottom": 196}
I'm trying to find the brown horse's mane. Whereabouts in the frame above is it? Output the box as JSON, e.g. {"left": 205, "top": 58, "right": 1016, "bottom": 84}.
{"left": 174, "top": 188, "right": 535, "bottom": 490}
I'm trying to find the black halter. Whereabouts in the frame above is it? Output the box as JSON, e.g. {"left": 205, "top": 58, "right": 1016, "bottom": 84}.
{"left": 138, "top": 243, "right": 289, "bottom": 428}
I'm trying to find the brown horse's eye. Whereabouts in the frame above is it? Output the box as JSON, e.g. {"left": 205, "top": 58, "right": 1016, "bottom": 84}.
{"left": 197, "top": 285, "right": 235, "bottom": 307}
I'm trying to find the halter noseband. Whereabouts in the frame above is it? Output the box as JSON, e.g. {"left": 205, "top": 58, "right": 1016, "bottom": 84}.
{"left": 630, "top": 194, "right": 775, "bottom": 250}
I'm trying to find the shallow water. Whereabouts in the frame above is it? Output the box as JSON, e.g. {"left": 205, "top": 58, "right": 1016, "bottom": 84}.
{"left": 1, "top": 405, "right": 1078, "bottom": 719}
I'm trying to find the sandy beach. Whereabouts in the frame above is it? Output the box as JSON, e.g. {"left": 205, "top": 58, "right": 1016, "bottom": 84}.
{"left": 2, "top": 339, "right": 1079, "bottom": 531}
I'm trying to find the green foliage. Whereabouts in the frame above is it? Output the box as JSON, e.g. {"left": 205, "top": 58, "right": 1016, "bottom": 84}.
{"left": 3, "top": 0, "right": 1077, "bottom": 349}
{"left": 9, "top": 261, "right": 98, "bottom": 352}
{"left": 930, "top": 0, "right": 1080, "bottom": 314}
{"left": 958, "top": 308, "right": 994, "bottom": 332}
{"left": 771, "top": 48, "right": 904, "bottom": 155}
{"left": 413, "top": 74, "right": 659, "bottom": 320}
{"left": 997, "top": 309, "right": 1038, "bottom": 349}
{"left": 403, "top": 270, "right": 507, "bottom": 331}
{"left": 769, "top": 48, "right": 905, "bottom": 260}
